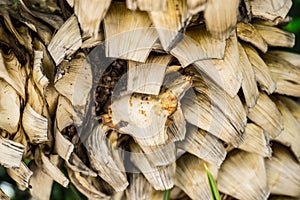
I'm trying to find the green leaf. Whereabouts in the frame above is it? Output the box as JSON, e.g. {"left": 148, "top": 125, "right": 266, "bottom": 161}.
{"left": 23, "top": 159, "right": 30, "bottom": 165}
{"left": 69, "top": 184, "right": 82, "bottom": 200}
{"left": 204, "top": 164, "right": 221, "bottom": 200}
{"left": 284, "top": 18, "right": 300, "bottom": 33}
{"left": 163, "top": 189, "right": 171, "bottom": 200}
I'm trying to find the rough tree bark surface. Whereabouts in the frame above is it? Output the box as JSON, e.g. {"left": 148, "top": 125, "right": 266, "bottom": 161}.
{"left": 0, "top": 0, "right": 299, "bottom": 199}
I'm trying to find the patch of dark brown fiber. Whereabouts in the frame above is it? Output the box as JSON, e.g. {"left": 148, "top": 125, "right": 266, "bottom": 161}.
{"left": 95, "top": 59, "right": 127, "bottom": 116}
{"left": 61, "top": 125, "right": 89, "bottom": 164}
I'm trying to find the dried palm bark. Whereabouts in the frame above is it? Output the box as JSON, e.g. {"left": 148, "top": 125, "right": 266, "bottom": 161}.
{"left": 171, "top": 25, "right": 226, "bottom": 67}
{"left": 0, "top": 189, "right": 9, "bottom": 200}
{"left": 273, "top": 98, "right": 300, "bottom": 160}
{"left": 85, "top": 125, "right": 128, "bottom": 192}
{"left": 129, "top": 141, "right": 175, "bottom": 190}
{"left": 204, "top": 0, "right": 240, "bottom": 39}
{"left": 126, "top": 0, "right": 167, "bottom": 11}
{"left": 217, "top": 150, "right": 270, "bottom": 199}
{"left": 0, "top": 0, "right": 299, "bottom": 199}
{"left": 193, "top": 34, "right": 242, "bottom": 97}
{"left": 187, "top": 0, "right": 206, "bottom": 15}
{"left": 244, "top": 0, "right": 292, "bottom": 22}
{"left": 266, "top": 143, "right": 300, "bottom": 197}
{"left": 263, "top": 53, "right": 300, "bottom": 97}
{"left": 148, "top": 0, "right": 190, "bottom": 51}
{"left": 175, "top": 154, "right": 218, "bottom": 199}
{"left": 268, "top": 50, "right": 300, "bottom": 67}
{"left": 247, "top": 92, "right": 283, "bottom": 139}
{"left": 47, "top": 15, "right": 82, "bottom": 66}
{"left": 0, "top": 136, "right": 24, "bottom": 168}
{"left": 238, "top": 123, "right": 272, "bottom": 157}
{"left": 242, "top": 43, "right": 276, "bottom": 94}
{"left": 277, "top": 96, "right": 300, "bottom": 123}
{"left": 67, "top": 168, "right": 110, "bottom": 199}
{"left": 238, "top": 43, "right": 259, "bottom": 108}
{"left": 29, "top": 162, "right": 53, "bottom": 200}
{"left": 176, "top": 125, "right": 226, "bottom": 166}
{"left": 104, "top": 2, "right": 158, "bottom": 62}
{"left": 22, "top": 103, "right": 48, "bottom": 144}
{"left": 127, "top": 54, "right": 172, "bottom": 95}
{"left": 0, "top": 51, "right": 27, "bottom": 99}
{"left": 34, "top": 149, "right": 69, "bottom": 187}
{"left": 54, "top": 52, "right": 92, "bottom": 116}
{"left": 125, "top": 173, "right": 153, "bottom": 199}
{"left": 253, "top": 23, "right": 295, "bottom": 48}
{"left": 6, "top": 162, "right": 33, "bottom": 190}
{"left": 181, "top": 88, "right": 246, "bottom": 147}
{"left": 74, "top": 0, "right": 111, "bottom": 39}
{"left": 0, "top": 79, "right": 20, "bottom": 134}
{"left": 237, "top": 22, "right": 268, "bottom": 53}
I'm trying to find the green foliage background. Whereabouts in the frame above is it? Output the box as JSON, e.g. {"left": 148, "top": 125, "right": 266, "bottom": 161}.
{"left": 285, "top": 0, "right": 300, "bottom": 53}
{"left": 1, "top": 0, "right": 300, "bottom": 199}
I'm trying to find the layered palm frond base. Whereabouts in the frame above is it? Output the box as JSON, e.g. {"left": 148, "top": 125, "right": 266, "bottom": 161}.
{"left": 0, "top": 0, "right": 300, "bottom": 199}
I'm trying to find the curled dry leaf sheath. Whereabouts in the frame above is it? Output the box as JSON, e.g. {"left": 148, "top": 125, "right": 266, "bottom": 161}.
{"left": 0, "top": 0, "right": 299, "bottom": 199}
